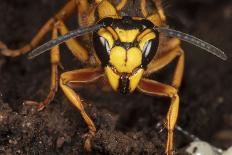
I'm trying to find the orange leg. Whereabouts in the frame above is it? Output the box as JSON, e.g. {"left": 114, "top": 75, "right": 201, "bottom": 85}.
{"left": 76, "top": 0, "right": 124, "bottom": 49}
{"left": 56, "top": 20, "right": 89, "bottom": 63}
{"left": 141, "top": 0, "right": 166, "bottom": 26}
{"left": 141, "top": 0, "right": 149, "bottom": 17}
{"left": 153, "top": 0, "right": 166, "bottom": 22}
{"left": 76, "top": 0, "right": 121, "bottom": 36}
{"left": 137, "top": 78, "right": 179, "bottom": 155}
{"left": 146, "top": 38, "right": 185, "bottom": 89}
{"left": 24, "top": 20, "right": 92, "bottom": 110}
{"left": 147, "top": 13, "right": 163, "bottom": 27}
{"left": 40, "top": 28, "right": 60, "bottom": 110}
{"left": 25, "top": 27, "right": 60, "bottom": 110}
{"left": 3, "top": 0, "right": 92, "bottom": 110}
{"left": 25, "top": 19, "right": 93, "bottom": 110}
{"left": 59, "top": 67, "right": 104, "bottom": 151}
{"left": 76, "top": 0, "right": 90, "bottom": 27}
{"left": 0, "top": 0, "right": 76, "bottom": 57}
{"left": 97, "top": 0, "right": 118, "bottom": 18}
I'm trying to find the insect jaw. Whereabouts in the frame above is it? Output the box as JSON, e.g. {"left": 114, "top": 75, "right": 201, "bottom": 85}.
{"left": 105, "top": 65, "right": 144, "bottom": 94}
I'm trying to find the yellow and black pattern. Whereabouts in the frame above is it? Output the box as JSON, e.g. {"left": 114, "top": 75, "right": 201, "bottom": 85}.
{"left": 3, "top": 1, "right": 225, "bottom": 155}
{"left": 93, "top": 16, "right": 159, "bottom": 94}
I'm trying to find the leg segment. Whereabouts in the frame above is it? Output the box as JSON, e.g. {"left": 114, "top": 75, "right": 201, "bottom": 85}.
{"left": 40, "top": 27, "right": 60, "bottom": 110}
{"left": 80, "top": 0, "right": 120, "bottom": 27}
{"left": 76, "top": 0, "right": 90, "bottom": 27}
{"left": 97, "top": 0, "right": 118, "bottom": 18}
{"left": 0, "top": 0, "right": 76, "bottom": 57}
{"left": 172, "top": 48, "right": 184, "bottom": 89}
{"left": 147, "top": 13, "right": 163, "bottom": 27}
{"left": 25, "top": 27, "right": 60, "bottom": 111}
{"left": 57, "top": 21, "right": 89, "bottom": 63}
{"left": 153, "top": 0, "right": 166, "bottom": 22}
{"left": 59, "top": 67, "right": 104, "bottom": 151}
{"left": 141, "top": 0, "right": 149, "bottom": 17}
{"left": 137, "top": 78, "right": 179, "bottom": 155}
{"left": 145, "top": 38, "right": 185, "bottom": 89}
{"left": 141, "top": 0, "right": 166, "bottom": 26}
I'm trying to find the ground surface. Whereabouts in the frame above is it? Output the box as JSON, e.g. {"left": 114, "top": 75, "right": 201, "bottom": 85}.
{"left": 0, "top": 0, "right": 231, "bottom": 155}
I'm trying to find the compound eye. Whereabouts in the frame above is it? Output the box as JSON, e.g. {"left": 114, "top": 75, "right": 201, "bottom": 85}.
{"left": 93, "top": 33, "right": 111, "bottom": 66}
{"left": 141, "top": 39, "right": 159, "bottom": 67}
{"left": 99, "top": 37, "right": 111, "bottom": 54}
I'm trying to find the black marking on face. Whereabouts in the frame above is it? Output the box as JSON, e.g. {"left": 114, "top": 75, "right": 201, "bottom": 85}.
{"left": 118, "top": 74, "right": 130, "bottom": 94}
{"left": 114, "top": 40, "right": 139, "bottom": 50}
{"left": 93, "top": 16, "right": 159, "bottom": 68}
{"left": 93, "top": 33, "right": 110, "bottom": 66}
{"left": 141, "top": 37, "right": 159, "bottom": 67}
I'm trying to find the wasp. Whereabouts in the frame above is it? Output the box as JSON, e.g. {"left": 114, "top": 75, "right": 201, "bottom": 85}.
{"left": 0, "top": 0, "right": 227, "bottom": 155}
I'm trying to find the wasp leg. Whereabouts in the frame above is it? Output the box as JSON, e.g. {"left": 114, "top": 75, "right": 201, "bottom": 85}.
{"left": 75, "top": 0, "right": 120, "bottom": 47}
{"left": 79, "top": 0, "right": 120, "bottom": 28}
{"left": 97, "top": 0, "right": 118, "bottom": 18}
{"left": 60, "top": 67, "right": 104, "bottom": 151}
{"left": 140, "top": 0, "right": 166, "bottom": 19}
{"left": 171, "top": 48, "right": 184, "bottom": 89}
{"left": 75, "top": 0, "right": 95, "bottom": 43}
{"left": 146, "top": 38, "right": 184, "bottom": 89}
{"left": 78, "top": 0, "right": 119, "bottom": 27}
{"left": 137, "top": 78, "right": 179, "bottom": 155}
{"left": 141, "top": 0, "right": 165, "bottom": 26}
{"left": 76, "top": 0, "right": 90, "bottom": 27}
{"left": 0, "top": 0, "right": 76, "bottom": 57}
{"left": 24, "top": 27, "right": 60, "bottom": 111}
{"left": 147, "top": 13, "right": 163, "bottom": 27}
{"left": 57, "top": 20, "right": 89, "bottom": 63}
{"left": 153, "top": 0, "right": 166, "bottom": 22}
{"left": 141, "top": 0, "right": 149, "bottom": 17}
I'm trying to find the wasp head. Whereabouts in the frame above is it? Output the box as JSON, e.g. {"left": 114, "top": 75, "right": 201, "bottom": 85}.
{"left": 93, "top": 16, "right": 159, "bottom": 94}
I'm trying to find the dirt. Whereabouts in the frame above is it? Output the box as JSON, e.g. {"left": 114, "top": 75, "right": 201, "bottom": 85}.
{"left": 0, "top": 0, "right": 231, "bottom": 155}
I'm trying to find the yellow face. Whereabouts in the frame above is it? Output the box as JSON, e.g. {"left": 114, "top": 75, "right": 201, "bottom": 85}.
{"left": 93, "top": 17, "right": 159, "bottom": 94}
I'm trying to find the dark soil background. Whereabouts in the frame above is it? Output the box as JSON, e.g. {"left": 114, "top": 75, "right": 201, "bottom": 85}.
{"left": 0, "top": 0, "right": 231, "bottom": 155}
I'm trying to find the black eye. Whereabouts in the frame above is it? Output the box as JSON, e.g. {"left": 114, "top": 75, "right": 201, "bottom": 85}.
{"left": 93, "top": 33, "right": 111, "bottom": 66}
{"left": 141, "top": 38, "right": 159, "bottom": 67}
